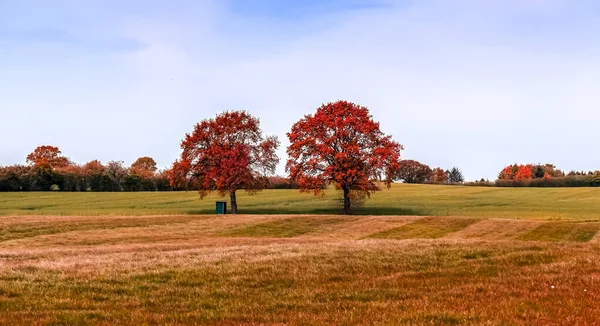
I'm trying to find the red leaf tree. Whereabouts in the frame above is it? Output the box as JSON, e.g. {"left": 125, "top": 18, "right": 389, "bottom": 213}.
{"left": 169, "top": 111, "right": 279, "bottom": 214}
{"left": 430, "top": 168, "right": 448, "bottom": 184}
{"left": 514, "top": 164, "right": 533, "bottom": 180}
{"left": 286, "top": 101, "right": 402, "bottom": 214}
{"left": 498, "top": 164, "right": 519, "bottom": 180}
{"left": 397, "top": 160, "right": 432, "bottom": 184}
{"left": 130, "top": 156, "right": 158, "bottom": 179}
{"left": 26, "top": 145, "right": 70, "bottom": 169}
{"left": 82, "top": 160, "right": 105, "bottom": 175}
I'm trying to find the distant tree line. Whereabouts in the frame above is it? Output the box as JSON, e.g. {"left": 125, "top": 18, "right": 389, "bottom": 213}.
{"left": 0, "top": 146, "right": 170, "bottom": 191}
{"left": 267, "top": 160, "right": 465, "bottom": 189}
{"left": 493, "top": 163, "right": 600, "bottom": 187}
{"left": 1, "top": 146, "right": 465, "bottom": 193}
{"left": 395, "top": 160, "right": 464, "bottom": 184}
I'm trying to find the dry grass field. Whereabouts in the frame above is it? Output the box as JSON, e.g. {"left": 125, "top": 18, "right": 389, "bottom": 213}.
{"left": 0, "top": 213, "right": 599, "bottom": 324}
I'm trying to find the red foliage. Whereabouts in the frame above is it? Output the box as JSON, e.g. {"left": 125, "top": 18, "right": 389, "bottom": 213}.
{"left": 266, "top": 176, "right": 291, "bottom": 188}
{"left": 82, "top": 160, "right": 105, "bottom": 176}
{"left": 170, "top": 111, "right": 279, "bottom": 214}
{"left": 268, "top": 176, "right": 288, "bottom": 185}
{"left": 541, "top": 164, "right": 564, "bottom": 177}
{"left": 55, "top": 164, "right": 81, "bottom": 174}
{"left": 397, "top": 160, "right": 432, "bottom": 184}
{"left": 26, "top": 145, "right": 70, "bottom": 168}
{"left": 130, "top": 157, "right": 158, "bottom": 179}
{"left": 286, "top": 100, "right": 402, "bottom": 214}
{"left": 430, "top": 168, "right": 448, "bottom": 184}
{"left": 498, "top": 165, "right": 516, "bottom": 180}
{"left": 499, "top": 163, "right": 564, "bottom": 181}
{"left": 514, "top": 164, "right": 533, "bottom": 181}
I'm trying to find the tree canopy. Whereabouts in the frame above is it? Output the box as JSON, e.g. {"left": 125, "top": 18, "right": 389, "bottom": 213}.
{"left": 169, "top": 111, "right": 279, "bottom": 214}
{"left": 286, "top": 101, "right": 402, "bottom": 214}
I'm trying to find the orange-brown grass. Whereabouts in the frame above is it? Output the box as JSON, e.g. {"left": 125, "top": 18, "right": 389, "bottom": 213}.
{"left": 0, "top": 214, "right": 599, "bottom": 325}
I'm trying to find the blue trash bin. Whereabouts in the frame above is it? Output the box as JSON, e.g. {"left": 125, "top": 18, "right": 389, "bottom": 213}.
{"left": 216, "top": 201, "right": 227, "bottom": 214}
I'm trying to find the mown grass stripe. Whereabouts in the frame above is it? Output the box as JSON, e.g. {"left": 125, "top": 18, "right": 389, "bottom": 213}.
{"left": 220, "top": 217, "right": 354, "bottom": 238}
{"left": 368, "top": 217, "right": 480, "bottom": 239}
{"left": 518, "top": 222, "right": 600, "bottom": 242}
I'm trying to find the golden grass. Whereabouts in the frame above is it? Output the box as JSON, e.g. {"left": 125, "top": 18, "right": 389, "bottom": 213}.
{"left": 0, "top": 214, "right": 599, "bottom": 324}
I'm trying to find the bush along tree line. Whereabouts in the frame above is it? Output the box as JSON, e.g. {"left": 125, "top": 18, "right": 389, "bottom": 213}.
{"left": 494, "top": 163, "right": 600, "bottom": 187}
{"left": 395, "top": 160, "right": 464, "bottom": 184}
{"left": 0, "top": 146, "right": 171, "bottom": 191}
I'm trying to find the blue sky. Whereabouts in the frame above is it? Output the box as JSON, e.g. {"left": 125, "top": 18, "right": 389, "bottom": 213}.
{"left": 2, "top": 0, "right": 600, "bottom": 180}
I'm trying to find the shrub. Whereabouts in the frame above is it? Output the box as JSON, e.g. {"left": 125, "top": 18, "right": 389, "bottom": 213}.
{"left": 464, "top": 180, "right": 494, "bottom": 187}
{"left": 495, "top": 176, "right": 600, "bottom": 187}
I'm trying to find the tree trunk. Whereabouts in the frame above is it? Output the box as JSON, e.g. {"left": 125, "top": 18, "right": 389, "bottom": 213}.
{"left": 229, "top": 190, "right": 238, "bottom": 214}
{"left": 342, "top": 186, "right": 351, "bottom": 215}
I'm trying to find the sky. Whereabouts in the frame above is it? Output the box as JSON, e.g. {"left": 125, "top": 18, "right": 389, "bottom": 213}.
{"left": 2, "top": 0, "right": 600, "bottom": 181}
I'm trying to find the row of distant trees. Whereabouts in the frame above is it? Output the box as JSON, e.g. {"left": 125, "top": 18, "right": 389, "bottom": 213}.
{"left": 0, "top": 146, "right": 170, "bottom": 191}
{"left": 266, "top": 161, "right": 465, "bottom": 188}
{"left": 492, "top": 163, "right": 600, "bottom": 187}
{"left": 0, "top": 145, "right": 461, "bottom": 193}
{"left": 395, "top": 160, "right": 464, "bottom": 184}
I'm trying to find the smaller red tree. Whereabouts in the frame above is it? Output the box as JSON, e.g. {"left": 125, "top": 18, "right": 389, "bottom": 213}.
{"left": 498, "top": 164, "right": 517, "bottom": 180}
{"left": 82, "top": 160, "right": 105, "bottom": 175}
{"left": 130, "top": 157, "right": 158, "bottom": 179}
{"left": 430, "top": 168, "right": 448, "bottom": 184}
{"left": 170, "top": 111, "right": 279, "bottom": 214}
{"left": 514, "top": 164, "right": 533, "bottom": 181}
{"left": 82, "top": 160, "right": 106, "bottom": 191}
{"left": 26, "top": 145, "right": 70, "bottom": 168}
{"left": 286, "top": 101, "right": 402, "bottom": 214}
{"left": 397, "top": 160, "right": 432, "bottom": 184}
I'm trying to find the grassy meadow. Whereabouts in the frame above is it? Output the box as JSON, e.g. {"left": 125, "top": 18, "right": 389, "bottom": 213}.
{"left": 2, "top": 184, "right": 600, "bottom": 220}
{"left": 0, "top": 214, "right": 598, "bottom": 324}
{"left": 1, "top": 185, "right": 600, "bottom": 324}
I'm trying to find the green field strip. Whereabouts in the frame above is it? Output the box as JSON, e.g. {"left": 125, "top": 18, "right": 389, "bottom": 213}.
{"left": 220, "top": 217, "right": 355, "bottom": 238}
{"left": 367, "top": 217, "right": 480, "bottom": 239}
{"left": 518, "top": 222, "right": 600, "bottom": 242}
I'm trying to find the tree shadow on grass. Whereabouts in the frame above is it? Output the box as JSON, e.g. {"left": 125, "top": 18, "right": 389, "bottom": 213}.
{"left": 186, "top": 207, "right": 429, "bottom": 216}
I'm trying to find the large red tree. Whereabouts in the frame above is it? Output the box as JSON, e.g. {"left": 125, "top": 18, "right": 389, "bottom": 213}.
{"left": 169, "top": 111, "right": 279, "bottom": 214}
{"left": 286, "top": 101, "right": 402, "bottom": 214}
